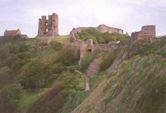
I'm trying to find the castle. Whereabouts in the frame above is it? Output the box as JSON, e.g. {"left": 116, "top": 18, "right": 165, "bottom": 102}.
{"left": 131, "top": 25, "right": 156, "bottom": 42}
{"left": 2, "top": 12, "right": 157, "bottom": 42}
{"left": 37, "top": 13, "right": 58, "bottom": 37}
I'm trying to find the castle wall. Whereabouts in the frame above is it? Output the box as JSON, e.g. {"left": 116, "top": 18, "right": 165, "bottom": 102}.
{"left": 97, "top": 24, "right": 123, "bottom": 34}
{"left": 4, "top": 29, "right": 21, "bottom": 36}
{"left": 131, "top": 25, "right": 156, "bottom": 42}
{"left": 70, "top": 24, "right": 123, "bottom": 36}
{"left": 37, "top": 13, "right": 58, "bottom": 37}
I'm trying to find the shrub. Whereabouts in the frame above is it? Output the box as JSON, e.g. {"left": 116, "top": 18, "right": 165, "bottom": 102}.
{"left": 50, "top": 63, "right": 66, "bottom": 74}
{"left": 56, "top": 46, "right": 79, "bottom": 66}
{"left": 2, "top": 83, "right": 23, "bottom": 104}
{"left": 20, "top": 58, "right": 53, "bottom": 90}
{"left": 58, "top": 70, "right": 84, "bottom": 91}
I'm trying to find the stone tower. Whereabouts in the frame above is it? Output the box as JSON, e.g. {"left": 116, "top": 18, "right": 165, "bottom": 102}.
{"left": 131, "top": 25, "right": 156, "bottom": 42}
{"left": 37, "top": 13, "right": 58, "bottom": 37}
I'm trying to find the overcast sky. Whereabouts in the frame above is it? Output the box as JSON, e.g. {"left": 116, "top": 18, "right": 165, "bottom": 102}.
{"left": 0, "top": 0, "right": 166, "bottom": 37}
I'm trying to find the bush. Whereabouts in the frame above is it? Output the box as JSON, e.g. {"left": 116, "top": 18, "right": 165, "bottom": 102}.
{"left": 2, "top": 83, "right": 23, "bottom": 104}
{"left": 20, "top": 58, "right": 53, "bottom": 90}
{"left": 58, "top": 70, "right": 84, "bottom": 91}
{"left": 50, "top": 63, "right": 66, "bottom": 74}
{"left": 56, "top": 46, "right": 79, "bottom": 66}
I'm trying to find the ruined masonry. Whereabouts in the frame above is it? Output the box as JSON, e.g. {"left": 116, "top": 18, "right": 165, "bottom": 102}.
{"left": 4, "top": 29, "right": 21, "bottom": 36}
{"left": 37, "top": 13, "right": 58, "bottom": 37}
{"left": 4, "top": 29, "right": 27, "bottom": 38}
{"left": 131, "top": 25, "right": 156, "bottom": 42}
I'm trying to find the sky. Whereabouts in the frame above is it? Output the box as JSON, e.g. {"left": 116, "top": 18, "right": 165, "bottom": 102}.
{"left": 0, "top": 0, "right": 166, "bottom": 37}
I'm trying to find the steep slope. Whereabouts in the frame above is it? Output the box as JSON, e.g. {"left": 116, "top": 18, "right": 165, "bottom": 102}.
{"left": 1, "top": 35, "right": 166, "bottom": 113}
{"left": 72, "top": 38, "right": 166, "bottom": 113}
{"left": 0, "top": 37, "right": 82, "bottom": 113}
{"left": 72, "top": 55, "right": 166, "bottom": 113}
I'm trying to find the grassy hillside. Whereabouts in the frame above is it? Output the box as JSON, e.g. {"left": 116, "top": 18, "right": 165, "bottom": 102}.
{"left": 72, "top": 37, "right": 166, "bottom": 113}
{"left": 0, "top": 35, "right": 166, "bottom": 113}
{"left": 0, "top": 37, "right": 84, "bottom": 113}
{"left": 75, "top": 28, "right": 129, "bottom": 44}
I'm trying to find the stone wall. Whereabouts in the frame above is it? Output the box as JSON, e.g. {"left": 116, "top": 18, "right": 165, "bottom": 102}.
{"left": 71, "top": 39, "right": 121, "bottom": 65}
{"left": 131, "top": 25, "right": 156, "bottom": 42}
{"left": 97, "top": 24, "right": 123, "bottom": 34}
{"left": 3, "top": 29, "right": 27, "bottom": 38}
{"left": 4, "top": 29, "right": 21, "bottom": 36}
{"left": 70, "top": 24, "right": 123, "bottom": 35}
{"left": 38, "top": 13, "right": 58, "bottom": 37}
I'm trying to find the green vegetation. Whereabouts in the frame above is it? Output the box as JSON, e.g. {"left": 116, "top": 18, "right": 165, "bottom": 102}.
{"left": 53, "top": 35, "right": 70, "bottom": 43}
{"left": 0, "top": 37, "right": 83, "bottom": 113}
{"left": 99, "top": 49, "right": 120, "bottom": 72}
{"left": 0, "top": 34, "right": 166, "bottom": 113}
{"left": 18, "top": 89, "right": 48, "bottom": 112}
{"left": 2, "top": 83, "right": 23, "bottom": 105}
{"left": 71, "top": 37, "right": 166, "bottom": 113}
{"left": 61, "top": 91, "right": 90, "bottom": 113}
{"left": 80, "top": 52, "right": 97, "bottom": 72}
{"left": 76, "top": 28, "right": 128, "bottom": 44}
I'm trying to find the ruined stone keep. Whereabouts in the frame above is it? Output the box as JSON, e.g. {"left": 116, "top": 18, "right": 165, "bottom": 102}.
{"left": 131, "top": 25, "right": 156, "bottom": 41}
{"left": 37, "top": 13, "right": 58, "bottom": 37}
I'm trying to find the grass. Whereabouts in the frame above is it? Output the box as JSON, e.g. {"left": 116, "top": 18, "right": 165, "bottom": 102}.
{"left": 53, "top": 35, "right": 70, "bottom": 44}
{"left": 61, "top": 91, "right": 90, "bottom": 113}
{"left": 17, "top": 88, "right": 48, "bottom": 112}
{"left": 72, "top": 55, "right": 166, "bottom": 113}
{"left": 71, "top": 37, "right": 166, "bottom": 113}
{"left": 1, "top": 35, "right": 166, "bottom": 113}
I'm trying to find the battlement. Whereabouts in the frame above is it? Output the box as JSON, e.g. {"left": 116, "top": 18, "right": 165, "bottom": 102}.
{"left": 37, "top": 13, "right": 58, "bottom": 37}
